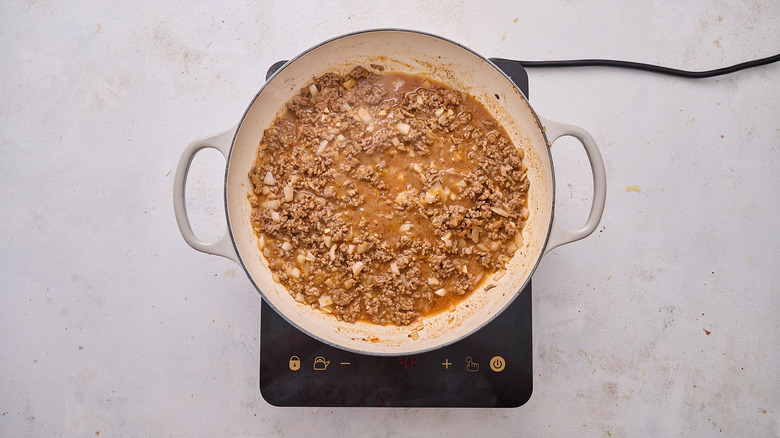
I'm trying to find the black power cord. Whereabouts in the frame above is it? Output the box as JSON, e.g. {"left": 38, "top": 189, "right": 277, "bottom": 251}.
{"left": 492, "top": 53, "right": 780, "bottom": 78}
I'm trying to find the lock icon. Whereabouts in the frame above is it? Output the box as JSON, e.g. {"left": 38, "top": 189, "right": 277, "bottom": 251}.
{"left": 288, "top": 356, "right": 301, "bottom": 371}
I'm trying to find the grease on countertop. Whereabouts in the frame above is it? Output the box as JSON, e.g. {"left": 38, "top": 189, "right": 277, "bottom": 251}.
{"left": 625, "top": 185, "right": 641, "bottom": 193}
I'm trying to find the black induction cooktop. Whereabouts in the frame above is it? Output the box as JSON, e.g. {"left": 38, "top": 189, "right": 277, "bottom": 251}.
{"left": 259, "top": 59, "right": 533, "bottom": 407}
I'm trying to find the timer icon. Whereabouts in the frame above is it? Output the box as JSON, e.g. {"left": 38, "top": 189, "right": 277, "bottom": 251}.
{"left": 490, "top": 356, "right": 505, "bottom": 372}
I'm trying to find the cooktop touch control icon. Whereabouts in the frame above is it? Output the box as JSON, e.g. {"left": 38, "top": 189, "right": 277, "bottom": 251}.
{"left": 490, "top": 356, "right": 505, "bottom": 372}
{"left": 288, "top": 355, "right": 301, "bottom": 371}
{"left": 313, "top": 356, "right": 330, "bottom": 371}
{"left": 465, "top": 356, "right": 479, "bottom": 372}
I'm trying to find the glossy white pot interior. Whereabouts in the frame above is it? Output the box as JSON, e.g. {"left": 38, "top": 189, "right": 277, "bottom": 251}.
{"left": 226, "top": 30, "right": 554, "bottom": 355}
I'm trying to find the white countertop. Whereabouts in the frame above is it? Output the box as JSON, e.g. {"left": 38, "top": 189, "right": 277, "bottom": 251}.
{"left": 1, "top": 1, "right": 778, "bottom": 436}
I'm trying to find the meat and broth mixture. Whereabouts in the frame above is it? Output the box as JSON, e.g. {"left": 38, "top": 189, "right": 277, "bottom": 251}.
{"left": 248, "top": 66, "right": 529, "bottom": 326}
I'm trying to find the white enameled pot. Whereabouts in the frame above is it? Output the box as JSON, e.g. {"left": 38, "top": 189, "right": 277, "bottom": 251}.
{"left": 174, "top": 29, "right": 606, "bottom": 355}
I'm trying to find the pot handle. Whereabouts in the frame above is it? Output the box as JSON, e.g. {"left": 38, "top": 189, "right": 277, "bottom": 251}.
{"left": 173, "top": 126, "right": 241, "bottom": 264}
{"left": 539, "top": 117, "right": 606, "bottom": 254}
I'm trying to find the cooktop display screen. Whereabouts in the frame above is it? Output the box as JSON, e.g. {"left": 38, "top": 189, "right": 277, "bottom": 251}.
{"left": 259, "top": 281, "right": 532, "bottom": 407}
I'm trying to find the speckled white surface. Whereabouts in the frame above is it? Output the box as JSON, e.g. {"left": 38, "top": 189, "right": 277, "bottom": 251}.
{"left": 1, "top": 1, "right": 778, "bottom": 436}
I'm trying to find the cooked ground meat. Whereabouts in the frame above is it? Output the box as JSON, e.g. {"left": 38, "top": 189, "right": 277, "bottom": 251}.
{"left": 248, "top": 66, "right": 529, "bottom": 326}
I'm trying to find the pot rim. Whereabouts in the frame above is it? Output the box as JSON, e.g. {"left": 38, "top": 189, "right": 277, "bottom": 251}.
{"left": 223, "top": 28, "right": 556, "bottom": 356}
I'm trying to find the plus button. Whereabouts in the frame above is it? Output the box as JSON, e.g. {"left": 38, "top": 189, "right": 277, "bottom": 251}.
{"left": 441, "top": 359, "right": 452, "bottom": 369}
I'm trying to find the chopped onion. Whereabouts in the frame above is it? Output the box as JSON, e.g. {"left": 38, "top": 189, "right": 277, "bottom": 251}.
{"left": 491, "top": 206, "right": 511, "bottom": 217}
{"left": 428, "top": 277, "right": 440, "bottom": 286}
{"left": 493, "top": 270, "right": 506, "bottom": 280}
{"left": 347, "top": 244, "right": 356, "bottom": 255}
{"left": 343, "top": 78, "right": 356, "bottom": 89}
{"left": 355, "top": 243, "right": 370, "bottom": 255}
{"left": 409, "top": 331, "right": 420, "bottom": 341}
{"left": 284, "top": 185, "right": 294, "bottom": 202}
{"left": 296, "top": 254, "right": 305, "bottom": 265}
{"left": 336, "top": 133, "right": 346, "bottom": 142}
{"left": 305, "top": 251, "right": 316, "bottom": 262}
{"left": 327, "top": 128, "right": 340, "bottom": 135}
{"left": 391, "top": 137, "right": 400, "bottom": 146}
{"left": 351, "top": 261, "right": 365, "bottom": 276}
{"left": 289, "top": 267, "right": 301, "bottom": 279}
{"left": 263, "top": 171, "right": 275, "bottom": 185}
{"left": 357, "top": 107, "right": 372, "bottom": 123}
{"left": 260, "top": 199, "right": 275, "bottom": 210}
{"left": 434, "top": 288, "right": 447, "bottom": 297}
{"left": 329, "top": 245, "right": 337, "bottom": 261}
{"left": 309, "top": 84, "right": 319, "bottom": 97}
{"left": 295, "top": 292, "right": 305, "bottom": 302}
{"left": 434, "top": 108, "right": 444, "bottom": 117}
{"left": 324, "top": 278, "right": 335, "bottom": 288}
{"left": 461, "top": 264, "right": 468, "bottom": 274}
{"left": 316, "top": 139, "right": 329, "bottom": 155}
{"left": 343, "top": 278, "right": 355, "bottom": 289}
{"left": 399, "top": 223, "right": 412, "bottom": 232}
{"left": 471, "top": 228, "right": 480, "bottom": 243}
{"left": 390, "top": 262, "right": 400, "bottom": 275}
{"left": 281, "top": 241, "right": 292, "bottom": 251}
{"left": 395, "top": 123, "right": 411, "bottom": 135}
{"left": 270, "top": 211, "right": 281, "bottom": 223}
{"left": 256, "top": 235, "right": 265, "bottom": 250}
{"left": 318, "top": 295, "right": 333, "bottom": 307}
{"left": 323, "top": 235, "right": 332, "bottom": 247}
{"left": 514, "top": 232, "right": 524, "bottom": 247}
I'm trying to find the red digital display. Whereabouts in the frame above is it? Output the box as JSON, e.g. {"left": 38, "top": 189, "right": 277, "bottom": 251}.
{"left": 397, "top": 355, "right": 419, "bottom": 369}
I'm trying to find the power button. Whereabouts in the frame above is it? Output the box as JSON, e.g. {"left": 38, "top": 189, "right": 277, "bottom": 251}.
{"left": 489, "top": 356, "right": 505, "bottom": 372}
